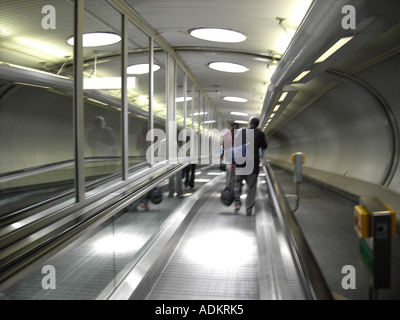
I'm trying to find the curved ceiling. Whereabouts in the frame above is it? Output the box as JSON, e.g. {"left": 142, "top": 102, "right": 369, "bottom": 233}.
{"left": 123, "top": 0, "right": 313, "bottom": 124}
{"left": 0, "top": 0, "right": 313, "bottom": 126}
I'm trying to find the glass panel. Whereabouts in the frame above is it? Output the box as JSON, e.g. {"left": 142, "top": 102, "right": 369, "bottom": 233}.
{"left": 192, "top": 88, "right": 200, "bottom": 132}
{"left": 113, "top": 45, "right": 169, "bottom": 288}
{"left": 186, "top": 79, "right": 194, "bottom": 129}
{"left": 194, "top": 88, "right": 201, "bottom": 161}
{"left": 0, "top": 0, "right": 75, "bottom": 215}
{"left": 199, "top": 94, "right": 205, "bottom": 162}
{"left": 204, "top": 101, "right": 211, "bottom": 163}
{"left": 183, "top": 78, "right": 196, "bottom": 164}
{"left": 176, "top": 66, "right": 185, "bottom": 129}
{"left": 126, "top": 20, "right": 150, "bottom": 172}
{"left": 83, "top": 1, "right": 122, "bottom": 193}
{"left": 206, "top": 101, "right": 211, "bottom": 129}
{"left": 153, "top": 49, "right": 168, "bottom": 164}
{"left": 211, "top": 107, "right": 216, "bottom": 129}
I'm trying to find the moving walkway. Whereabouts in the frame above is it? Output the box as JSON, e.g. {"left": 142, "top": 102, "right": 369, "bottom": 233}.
{"left": 0, "top": 161, "right": 332, "bottom": 300}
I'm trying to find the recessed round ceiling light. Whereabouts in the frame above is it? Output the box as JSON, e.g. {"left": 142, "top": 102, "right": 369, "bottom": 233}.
{"left": 224, "top": 97, "right": 248, "bottom": 103}
{"left": 208, "top": 62, "right": 249, "bottom": 73}
{"left": 127, "top": 63, "right": 161, "bottom": 75}
{"left": 67, "top": 32, "right": 121, "bottom": 47}
{"left": 189, "top": 28, "right": 246, "bottom": 43}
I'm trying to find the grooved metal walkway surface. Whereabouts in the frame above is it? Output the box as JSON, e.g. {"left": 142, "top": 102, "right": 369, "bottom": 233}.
{"left": 147, "top": 188, "right": 260, "bottom": 300}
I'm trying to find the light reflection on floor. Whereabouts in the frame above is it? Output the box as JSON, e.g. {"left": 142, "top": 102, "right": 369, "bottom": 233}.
{"left": 182, "top": 229, "right": 255, "bottom": 268}
{"left": 93, "top": 233, "right": 149, "bottom": 254}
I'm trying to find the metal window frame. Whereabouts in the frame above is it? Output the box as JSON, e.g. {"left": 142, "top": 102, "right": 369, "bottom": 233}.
{"left": 121, "top": 14, "right": 129, "bottom": 180}
{"left": 73, "top": 0, "right": 85, "bottom": 202}
{"left": 148, "top": 37, "right": 155, "bottom": 167}
{"left": 72, "top": 0, "right": 228, "bottom": 203}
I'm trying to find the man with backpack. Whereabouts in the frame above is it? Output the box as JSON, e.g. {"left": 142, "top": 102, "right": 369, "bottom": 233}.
{"left": 233, "top": 117, "right": 267, "bottom": 216}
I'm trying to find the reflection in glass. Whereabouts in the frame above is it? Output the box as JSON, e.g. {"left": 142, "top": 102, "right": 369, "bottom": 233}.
{"left": 186, "top": 79, "right": 195, "bottom": 129}
{"left": 83, "top": 1, "right": 123, "bottom": 192}
{"left": 153, "top": 50, "right": 168, "bottom": 162}
{"left": 0, "top": 0, "right": 75, "bottom": 215}
{"left": 126, "top": 21, "right": 151, "bottom": 170}
{"left": 176, "top": 65, "right": 185, "bottom": 128}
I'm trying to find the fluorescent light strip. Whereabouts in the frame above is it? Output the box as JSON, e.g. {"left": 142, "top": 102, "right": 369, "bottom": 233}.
{"left": 176, "top": 96, "right": 193, "bottom": 102}
{"left": 84, "top": 77, "right": 136, "bottom": 89}
{"left": 293, "top": 70, "right": 311, "bottom": 82}
{"left": 223, "top": 96, "right": 248, "bottom": 103}
{"left": 278, "top": 92, "right": 288, "bottom": 102}
{"left": 230, "top": 112, "right": 248, "bottom": 116}
{"left": 315, "top": 36, "right": 353, "bottom": 63}
{"left": 189, "top": 112, "right": 208, "bottom": 116}
{"left": 234, "top": 120, "right": 248, "bottom": 124}
{"left": 273, "top": 105, "right": 280, "bottom": 112}
{"left": 18, "top": 37, "right": 69, "bottom": 58}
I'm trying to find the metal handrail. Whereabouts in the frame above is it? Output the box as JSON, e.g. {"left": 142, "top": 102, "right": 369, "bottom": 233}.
{"left": 0, "top": 156, "right": 146, "bottom": 184}
{"left": 0, "top": 161, "right": 148, "bottom": 224}
{"left": 263, "top": 160, "right": 333, "bottom": 300}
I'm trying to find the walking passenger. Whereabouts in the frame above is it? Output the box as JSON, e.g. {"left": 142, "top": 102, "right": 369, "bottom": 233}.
{"left": 233, "top": 117, "right": 267, "bottom": 216}
{"left": 222, "top": 123, "right": 239, "bottom": 188}
{"left": 87, "top": 116, "right": 116, "bottom": 157}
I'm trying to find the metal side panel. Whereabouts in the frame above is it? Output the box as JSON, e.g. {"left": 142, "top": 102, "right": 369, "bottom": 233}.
{"left": 256, "top": 181, "right": 305, "bottom": 300}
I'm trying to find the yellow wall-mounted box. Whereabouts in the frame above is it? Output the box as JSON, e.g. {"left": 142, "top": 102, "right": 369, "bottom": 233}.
{"left": 384, "top": 204, "right": 397, "bottom": 237}
{"left": 354, "top": 203, "right": 396, "bottom": 238}
{"left": 291, "top": 152, "right": 306, "bottom": 164}
{"left": 354, "top": 205, "right": 370, "bottom": 238}
{"left": 291, "top": 153, "right": 296, "bottom": 164}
